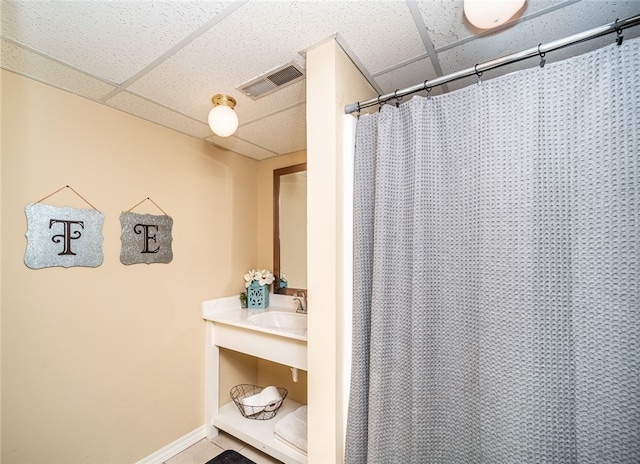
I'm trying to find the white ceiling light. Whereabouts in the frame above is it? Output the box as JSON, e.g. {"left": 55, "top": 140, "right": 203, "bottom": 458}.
{"left": 208, "top": 94, "right": 238, "bottom": 137}
{"left": 464, "top": 0, "right": 525, "bottom": 29}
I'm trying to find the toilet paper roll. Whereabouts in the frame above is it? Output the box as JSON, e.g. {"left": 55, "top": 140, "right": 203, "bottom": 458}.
{"left": 241, "top": 386, "right": 281, "bottom": 415}
{"left": 260, "top": 386, "right": 281, "bottom": 406}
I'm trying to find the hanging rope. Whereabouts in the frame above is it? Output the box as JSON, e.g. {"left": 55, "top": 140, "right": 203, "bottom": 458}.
{"left": 34, "top": 185, "right": 100, "bottom": 211}
{"left": 125, "top": 197, "right": 170, "bottom": 216}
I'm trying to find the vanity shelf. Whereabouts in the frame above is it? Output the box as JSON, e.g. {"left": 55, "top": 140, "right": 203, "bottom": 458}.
{"left": 203, "top": 295, "right": 307, "bottom": 464}
{"left": 214, "top": 399, "right": 307, "bottom": 464}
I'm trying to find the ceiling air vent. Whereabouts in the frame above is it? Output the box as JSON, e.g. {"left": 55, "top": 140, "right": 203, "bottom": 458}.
{"left": 238, "top": 62, "right": 305, "bottom": 99}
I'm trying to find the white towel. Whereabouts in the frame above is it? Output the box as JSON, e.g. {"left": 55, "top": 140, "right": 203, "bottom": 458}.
{"left": 274, "top": 405, "right": 307, "bottom": 454}
{"left": 240, "top": 386, "right": 281, "bottom": 416}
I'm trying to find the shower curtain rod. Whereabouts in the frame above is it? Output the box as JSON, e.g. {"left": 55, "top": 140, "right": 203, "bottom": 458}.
{"left": 345, "top": 14, "right": 640, "bottom": 115}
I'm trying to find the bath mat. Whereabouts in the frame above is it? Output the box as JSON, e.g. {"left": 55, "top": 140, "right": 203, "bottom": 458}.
{"left": 205, "top": 449, "right": 256, "bottom": 464}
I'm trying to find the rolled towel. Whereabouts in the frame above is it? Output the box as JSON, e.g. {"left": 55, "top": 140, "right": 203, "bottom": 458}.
{"left": 274, "top": 405, "right": 307, "bottom": 454}
{"left": 241, "top": 386, "right": 281, "bottom": 416}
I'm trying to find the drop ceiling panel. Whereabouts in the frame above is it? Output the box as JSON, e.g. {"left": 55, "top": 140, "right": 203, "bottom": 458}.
{"left": 0, "top": 0, "right": 232, "bottom": 84}
{"left": 208, "top": 135, "right": 279, "bottom": 161}
{"left": 373, "top": 57, "right": 438, "bottom": 97}
{"left": 416, "top": 0, "right": 567, "bottom": 50}
{"left": 1, "top": 38, "right": 116, "bottom": 100}
{"left": 333, "top": 1, "right": 427, "bottom": 76}
{"left": 237, "top": 104, "right": 307, "bottom": 156}
{"left": 107, "top": 91, "right": 212, "bottom": 140}
{"left": 235, "top": 82, "right": 307, "bottom": 124}
{"left": 415, "top": 0, "right": 467, "bottom": 50}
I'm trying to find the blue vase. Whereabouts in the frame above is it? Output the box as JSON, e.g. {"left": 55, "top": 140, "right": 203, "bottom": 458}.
{"left": 247, "top": 281, "right": 269, "bottom": 309}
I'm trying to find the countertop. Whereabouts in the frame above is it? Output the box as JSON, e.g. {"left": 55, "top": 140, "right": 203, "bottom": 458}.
{"left": 202, "top": 294, "right": 307, "bottom": 341}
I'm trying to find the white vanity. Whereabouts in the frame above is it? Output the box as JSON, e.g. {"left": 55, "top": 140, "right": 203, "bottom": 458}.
{"left": 202, "top": 294, "right": 307, "bottom": 464}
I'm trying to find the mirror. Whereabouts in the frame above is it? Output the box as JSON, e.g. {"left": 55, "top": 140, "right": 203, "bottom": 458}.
{"left": 273, "top": 163, "right": 307, "bottom": 295}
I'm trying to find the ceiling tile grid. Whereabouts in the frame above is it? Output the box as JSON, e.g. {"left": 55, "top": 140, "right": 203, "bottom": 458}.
{"left": 107, "top": 91, "right": 212, "bottom": 140}
{"left": 121, "top": 2, "right": 311, "bottom": 128}
{"left": 372, "top": 57, "right": 439, "bottom": 98}
{"left": 235, "top": 81, "right": 307, "bottom": 124}
{"left": 328, "top": 0, "right": 428, "bottom": 76}
{"left": 2, "top": 0, "right": 638, "bottom": 159}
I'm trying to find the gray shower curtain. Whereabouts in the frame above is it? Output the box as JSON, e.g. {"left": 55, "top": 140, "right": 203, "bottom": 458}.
{"left": 346, "top": 38, "right": 639, "bottom": 463}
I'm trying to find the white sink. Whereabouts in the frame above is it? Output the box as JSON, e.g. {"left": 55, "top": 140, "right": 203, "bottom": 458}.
{"left": 249, "top": 311, "right": 307, "bottom": 331}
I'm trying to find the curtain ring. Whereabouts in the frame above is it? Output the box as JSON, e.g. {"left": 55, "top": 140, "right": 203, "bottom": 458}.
{"left": 475, "top": 64, "right": 482, "bottom": 86}
{"left": 423, "top": 80, "right": 433, "bottom": 100}
{"left": 538, "top": 43, "right": 546, "bottom": 68}
{"left": 394, "top": 89, "right": 403, "bottom": 107}
{"left": 615, "top": 18, "right": 624, "bottom": 45}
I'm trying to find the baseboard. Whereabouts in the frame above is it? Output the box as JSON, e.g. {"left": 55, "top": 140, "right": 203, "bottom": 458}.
{"left": 136, "top": 425, "right": 207, "bottom": 464}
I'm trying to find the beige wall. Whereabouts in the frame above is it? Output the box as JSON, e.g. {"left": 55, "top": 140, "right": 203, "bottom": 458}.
{"left": 0, "top": 70, "right": 259, "bottom": 463}
{"left": 306, "top": 40, "right": 376, "bottom": 463}
{"left": 0, "top": 65, "right": 4, "bottom": 463}
{"left": 1, "top": 35, "right": 370, "bottom": 464}
{"left": 256, "top": 151, "right": 306, "bottom": 272}
{"left": 218, "top": 149, "right": 308, "bottom": 409}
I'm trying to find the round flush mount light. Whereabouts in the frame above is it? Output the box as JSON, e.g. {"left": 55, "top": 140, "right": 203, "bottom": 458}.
{"left": 464, "top": 0, "right": 525, "bottom": 30}
{"left": 208, "top": 94, "right": 238, "bottom": 137}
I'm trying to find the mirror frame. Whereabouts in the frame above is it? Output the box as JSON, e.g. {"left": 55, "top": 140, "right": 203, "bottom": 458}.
{"left": 273, "top": 162, "right": 307, "bottom": 295}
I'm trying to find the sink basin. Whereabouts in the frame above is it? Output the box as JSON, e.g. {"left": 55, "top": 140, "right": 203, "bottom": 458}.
{"left": 249, "top": 311, "right": 307, "bottom": 331}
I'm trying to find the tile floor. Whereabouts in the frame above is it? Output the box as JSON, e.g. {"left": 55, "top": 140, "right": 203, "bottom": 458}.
{"left": 164, "top": 430, "right": 283, "bottom": 464}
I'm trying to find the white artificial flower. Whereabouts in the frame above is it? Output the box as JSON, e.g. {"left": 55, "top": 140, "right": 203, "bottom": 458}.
{"left": 244, "top": 268, "right": 274, "bottom": 287}
{"left": 244, "top": 269, "right": 257, "bottom": 288}
{"left": 260, "top": 269, "right": 275, "bottom": 285}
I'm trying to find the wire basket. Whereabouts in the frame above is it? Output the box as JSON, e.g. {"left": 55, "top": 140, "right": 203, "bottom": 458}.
{"left": 230, "top": 384, "right": 288, "bottom": 420}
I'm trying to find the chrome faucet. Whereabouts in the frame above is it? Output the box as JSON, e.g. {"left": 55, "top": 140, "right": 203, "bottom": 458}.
{"left": 293, "top": 290, "right": 307, "bottom": 314}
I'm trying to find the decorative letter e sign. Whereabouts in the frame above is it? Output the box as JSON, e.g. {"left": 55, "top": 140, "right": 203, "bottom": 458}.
{"left": 119, "top": 212, "right": 173, "bottom": 265}
{"left": 24, "top": 203, "right": 105, "bottom": 269}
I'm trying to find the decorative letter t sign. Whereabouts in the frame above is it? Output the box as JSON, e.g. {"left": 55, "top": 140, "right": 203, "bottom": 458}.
{"left": 24, "top": 204, "right": 105, "bottom": 269}
{"left": 120, "top": 212, "right": 173, "bottom": 265}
